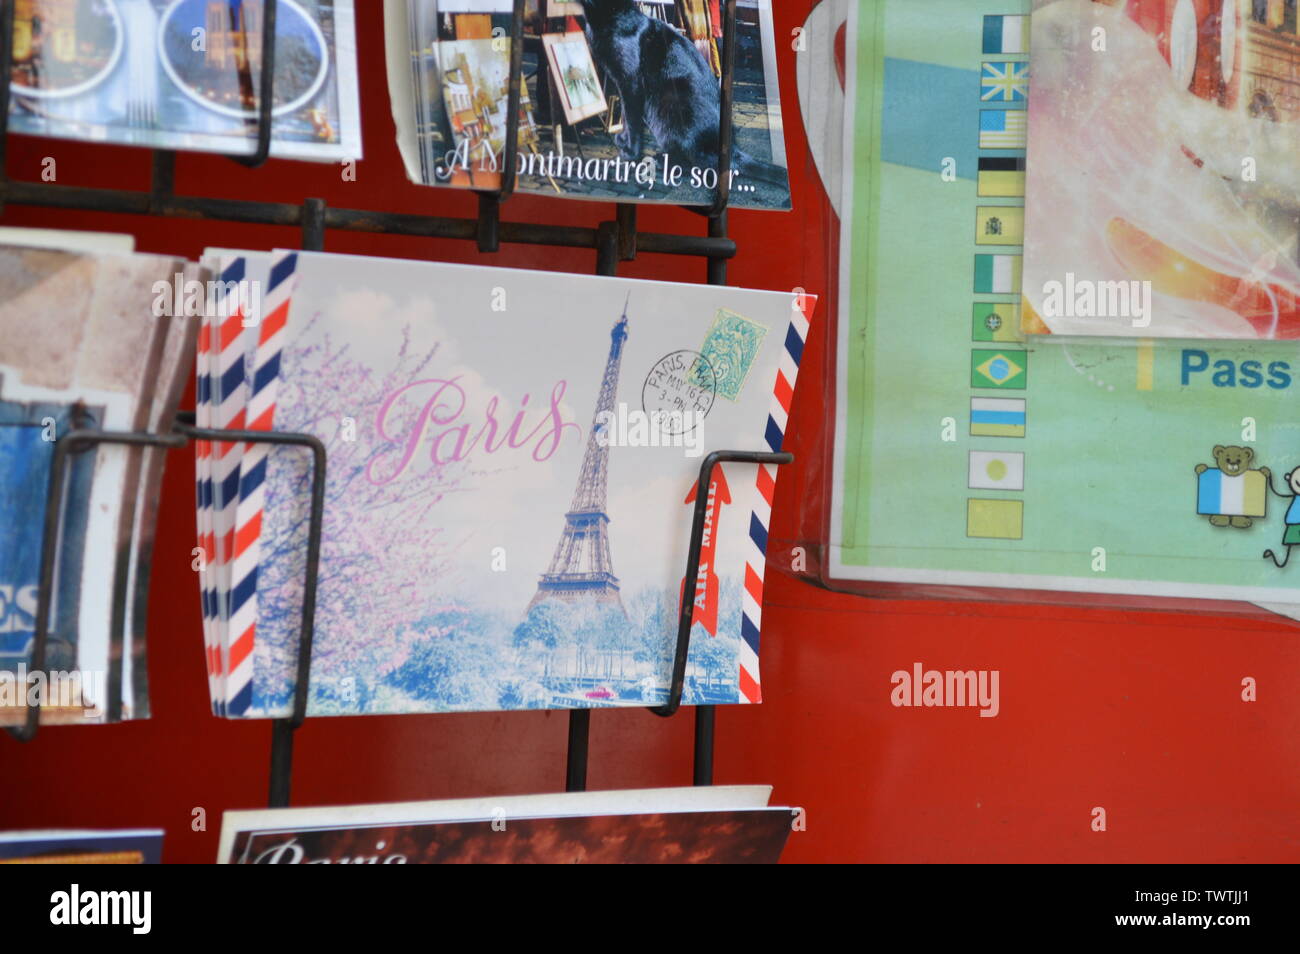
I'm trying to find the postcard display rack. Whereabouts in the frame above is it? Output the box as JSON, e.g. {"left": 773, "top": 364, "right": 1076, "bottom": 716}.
{"left": 0, "top": 0, "right": 791, "bottom": 807}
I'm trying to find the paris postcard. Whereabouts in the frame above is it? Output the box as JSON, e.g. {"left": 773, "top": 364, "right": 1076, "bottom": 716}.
{"left": 218, "top": 785, "right": 791, "bottom": 863}
{"left": 209, "top": 250, "right": 813, "bottom": 717}
{"left": 385, "top": 0, "right": 792, "bottom": 209}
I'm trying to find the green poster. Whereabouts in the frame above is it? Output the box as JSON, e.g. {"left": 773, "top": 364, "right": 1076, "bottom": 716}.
{"left": 829, "top": 0, "right": 1300, "bottom": 602}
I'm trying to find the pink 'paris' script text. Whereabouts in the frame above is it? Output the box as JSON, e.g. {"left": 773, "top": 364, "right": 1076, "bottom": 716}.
{"left": 366, "top": 377, "right": 579, "bottom": 485}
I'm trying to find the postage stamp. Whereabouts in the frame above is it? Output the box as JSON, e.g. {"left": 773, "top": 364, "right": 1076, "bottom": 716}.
{"left": 690, "top": 308, "right": 768, "bottom": 402}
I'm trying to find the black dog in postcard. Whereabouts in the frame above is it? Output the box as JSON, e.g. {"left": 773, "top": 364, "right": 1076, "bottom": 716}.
{"left": 579, "top": 0, "right": 783, "bottom": 185}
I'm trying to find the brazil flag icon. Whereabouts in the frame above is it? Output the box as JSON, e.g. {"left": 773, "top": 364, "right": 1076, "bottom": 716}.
{"left": 971, "top": 349, "right": 1026, "bottom": 389}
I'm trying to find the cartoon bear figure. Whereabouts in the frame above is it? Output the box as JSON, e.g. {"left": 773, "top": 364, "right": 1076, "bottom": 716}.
{"left": 1195, "top": 445, "right": 1270, "bottom": 528}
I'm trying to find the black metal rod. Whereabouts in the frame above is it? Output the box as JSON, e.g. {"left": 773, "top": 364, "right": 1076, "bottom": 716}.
{"left": 150, "top": 152, "right": 176, "bottom": 217}
{"left": 302, "top": 197, "right": 326, "bottom": 251}
{"left": 476, "top": 193, "right": 500, "bottom": 254}
{"left": 595, "top": 220, "right": 618, "bottom": 276}
{"left": 234, "top": 0, "right": 278, "bottom": 168}
{"left": 0, "top": 181, "right": 736, "bottom": 259}
{"left": 694, "top": 73, "right": 734, "bottom": 775}
{"left": 707, "top": 210, "right": 728, "bottom": 285}
{"left": 616, "top": 204, "right": 637, "bottom": 261}
{"left": 566, "top": 709, "right": 590, "bottom": 792}
{"left": 0, "top": 0, "right": 15, "bottom": 205}
{"left": 268, "top": 719, "right": 295, "bottom": 807}
{"left": 694, "top": 705, "right": 715, "bottom": 785}
{"left": 707, "top": 0, "right": 738, "bottom": 218}
{"left": 649, "top": 450, "right": 793, "bottom": 719}
{"left": 498, "top": 0, "right": 526, "bottom": 200}
{"left": 6, "top": 429, "right": 186, "bottom": 742}
{"left": 473, "top": 0, "right": 526, "bottom": 251}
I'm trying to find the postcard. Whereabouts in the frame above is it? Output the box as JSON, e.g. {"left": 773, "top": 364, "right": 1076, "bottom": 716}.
{"left": 0, "top": 243, "right": 191, "bottom": 725}
{"left": 219, "top": 785, "right": 792, "bottom": 863}
{"left": 1021, "top": 0, "right": 1300, "bottom": 337}
{"left": 206, "top": 250, "right": 812, "bottom": 717}
{"left": 6, "top": 0, "right": 361, "bottom": 162}
{"left": 385, "top": 0, "right": 791, "bottom": 208}
{"left": 194, "top": 248, "right": 275, "bottom": 715}
{"left": 121, "top": 262, "right": 200, "bottom": 720}
{"left": 0, "top": 829, "right": 163, "bottom": 863}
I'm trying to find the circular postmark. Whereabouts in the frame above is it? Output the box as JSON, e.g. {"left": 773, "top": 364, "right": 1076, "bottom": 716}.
{"left": 642, "top": 350, "right": 716, "bottom": 437}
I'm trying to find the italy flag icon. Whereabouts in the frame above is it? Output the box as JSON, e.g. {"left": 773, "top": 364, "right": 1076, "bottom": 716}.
{"left": 974, "top": 254, "right": 1022, "bottom": 294}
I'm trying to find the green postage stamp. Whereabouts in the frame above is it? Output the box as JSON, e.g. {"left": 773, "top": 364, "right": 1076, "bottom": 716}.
{"left": 692, "top": 308, "right": 769, "bottom": 402}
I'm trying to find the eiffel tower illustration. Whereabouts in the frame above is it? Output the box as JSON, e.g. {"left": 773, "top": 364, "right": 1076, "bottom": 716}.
{"left": 527, "top": 301, "right": 630, "bottom": 613}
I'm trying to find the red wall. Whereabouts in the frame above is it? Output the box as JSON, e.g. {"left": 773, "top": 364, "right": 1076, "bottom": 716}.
{"left": 2, "top": 2, "right": 1297, "bottom": 864}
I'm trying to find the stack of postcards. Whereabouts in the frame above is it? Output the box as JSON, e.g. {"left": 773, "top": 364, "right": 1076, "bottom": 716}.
{"left": 0, "top": 237, "right": 197, "bottom": 725}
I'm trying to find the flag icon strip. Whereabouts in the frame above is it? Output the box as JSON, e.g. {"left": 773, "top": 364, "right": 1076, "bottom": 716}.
{"left": 967, "top": 499, "right": 1024, "bottom": 540}
{"left": 972, "top": 349, "right": 1027, "bottom": 389}
{"left": 970, "top": 397, "right": 1026, "bottom": 437}
{"left": 972, "top": 303, "right": 1021, "bottom": 342}
{"left": 978, "top": 156, "right": 1025, "bottom": 172}
{"left": 977, "top": 156, "right": 1026, "bottom": 196}
{"left": 974, "top": 254, "right": 1022, "bottom": 294}
{"left": 983, "top": 14, "right": 1030, "bottom": 54}
{"left": 981, "top": 62, "right": 1028, "bottom": 102}
{"left": 976, "top": 206, "right": 1025, "bottom": 245}
{"left": 979, "top": 109, "right": 1027, "bottom": 148}
{"left": 969, "top": 450, "right": 1025, "bottom": 491}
